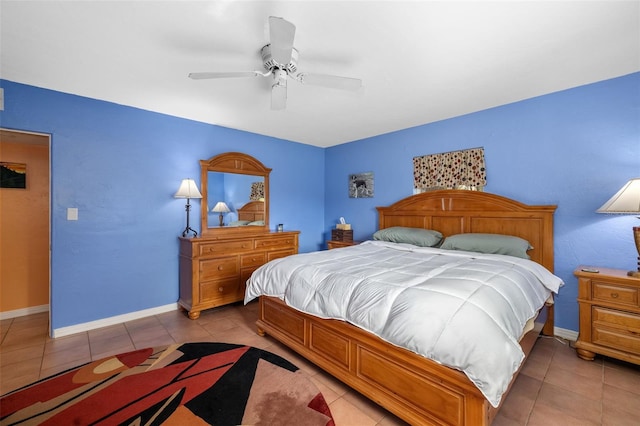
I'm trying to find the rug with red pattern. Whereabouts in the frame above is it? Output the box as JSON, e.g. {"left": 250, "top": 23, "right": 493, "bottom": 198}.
{"left": 0, "top": 342, "right": 335, "bottom": 425}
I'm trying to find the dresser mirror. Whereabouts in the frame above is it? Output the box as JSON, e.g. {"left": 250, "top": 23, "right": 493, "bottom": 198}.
{"left": 200, "top": 152, "right": 271, "bottom": 237}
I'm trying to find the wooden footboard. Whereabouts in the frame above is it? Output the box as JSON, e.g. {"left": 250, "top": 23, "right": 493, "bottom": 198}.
{"left": 256, "top": 295, "right": 553, "bottom": 426}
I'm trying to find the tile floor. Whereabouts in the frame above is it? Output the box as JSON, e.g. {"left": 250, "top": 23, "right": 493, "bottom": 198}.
{"left": 1, "top": 302, "right": 639, "bottom": 425}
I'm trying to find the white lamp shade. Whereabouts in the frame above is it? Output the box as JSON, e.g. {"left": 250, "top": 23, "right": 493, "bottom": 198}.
{"left": 211, "top": 201, "right": 230, "bottom": 213}
{"left": 597, "top": 178, "right": 640, "bottom": 214}
{"left": 174, "top": 179, "right": 202, "bottom": 199}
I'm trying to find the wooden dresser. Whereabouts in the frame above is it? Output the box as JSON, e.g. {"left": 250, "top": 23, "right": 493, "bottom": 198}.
{"left": 574, "top": 266, "right": 640, "bottom": 364}
{"left": 179, "top": 231, "right": 299, "bottom": 319}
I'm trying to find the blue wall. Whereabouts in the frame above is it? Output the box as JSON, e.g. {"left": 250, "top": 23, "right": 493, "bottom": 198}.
{"left": 325, "top": 72, "right": 640, "bottom": 332}
{"left": 0, "top": 80, "right": 325, "bottom": 330}
{"left": 1, "top": 73, "right": 638, "bottom": 333}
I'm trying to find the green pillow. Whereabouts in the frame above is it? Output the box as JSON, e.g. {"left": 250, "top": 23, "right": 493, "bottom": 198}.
{"left": 373, "top": 227, "right": 443, "bottom": 247}
{"left": 440, "top": 233, "right": 532, "bottom": 259}
{"left": 228, "top": 220, "right": 251, "bottom": 227}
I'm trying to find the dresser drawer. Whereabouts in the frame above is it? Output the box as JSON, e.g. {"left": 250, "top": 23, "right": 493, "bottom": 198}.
{"left": 241, "top": 252, "right": 266, "bottom": 268}
{"left": 592, "top": 306, "right": 640, "bottom": 353}
{"left": 200, "top": 256, "right": 239, "bottom": 280}
{"left": 198, "top": 240, "right": 253, "bottom": 257}
{"left": 200, "top": 277, "right": 241, "bottom": 302}
{"left": 268, "top": 249, "right": 296, "bottom": 262}
{"left": 255, "top": 237, "right": 297, "bottom": 251}
{"left": 593, "top": 281, "right": 638, "bottom": 307}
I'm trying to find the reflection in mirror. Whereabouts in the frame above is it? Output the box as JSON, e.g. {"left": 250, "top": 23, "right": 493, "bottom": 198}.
{"left": 207, "top": 172, "right": 265, "bottom": 227}
{"left": 200, "top": 152, "right": 271, "bottom": 237}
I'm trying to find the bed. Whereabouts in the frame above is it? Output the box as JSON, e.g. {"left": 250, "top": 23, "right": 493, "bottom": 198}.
{"left": 227, "top": 200, "right": 265, "bottom": 226}
{"left": 246, "top": 190, "right": 559, "bottom": 425}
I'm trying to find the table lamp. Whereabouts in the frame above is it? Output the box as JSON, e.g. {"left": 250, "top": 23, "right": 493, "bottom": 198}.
{"left": 174, "top": 178, "right": 202, "bottom": 237}
{"left": 212, "top": 201, "right": 230, "bottom": 227}
{"left": 597, "top": 178, "right": 640, "bottom": 277}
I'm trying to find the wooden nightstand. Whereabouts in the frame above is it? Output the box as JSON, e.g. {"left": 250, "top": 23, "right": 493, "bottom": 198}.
{"left": 327, "top": 240, "right": 361, "bottom": 250}
{"left": 574, "top": 266, "right": 640, "bottom": 364}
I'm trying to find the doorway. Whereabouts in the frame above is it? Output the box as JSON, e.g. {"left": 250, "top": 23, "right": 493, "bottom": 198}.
{"left": 0, "top": 129, "right": 51, "bottom": 331}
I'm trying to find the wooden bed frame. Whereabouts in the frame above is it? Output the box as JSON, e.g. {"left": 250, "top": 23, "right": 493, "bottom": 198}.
{"left": 255, "top": 190, "right": 557, "bottom": 425}
{"left": 237, "top": 200, "right": 265, "bottom": 222}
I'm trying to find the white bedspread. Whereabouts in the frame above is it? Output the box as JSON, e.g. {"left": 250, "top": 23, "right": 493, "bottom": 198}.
{"left": 245, "top": 240, "right": 563, "bottom": 407}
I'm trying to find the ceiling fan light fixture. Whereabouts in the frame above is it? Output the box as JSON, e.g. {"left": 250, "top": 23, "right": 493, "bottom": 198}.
{"left": 261, "top": 44, "right": 298, "bottom": 74}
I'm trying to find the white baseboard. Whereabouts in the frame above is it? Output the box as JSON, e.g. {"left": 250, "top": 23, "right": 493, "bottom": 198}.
{"left": 0, "top": 304, "right": 49, "bottom": 320}
{"left": 52, "top": 303, "right": 179, "bottom": 338}
{"left": 554, "top": 326, "right": 578, "bottom": 342}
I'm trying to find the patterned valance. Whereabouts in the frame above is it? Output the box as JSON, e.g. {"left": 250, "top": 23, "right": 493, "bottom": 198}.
{"left": 413, "top": 147, "right": 486, "bottom": 190}
{"left": 250, "top": 182, "right": 264, "bottom": 200}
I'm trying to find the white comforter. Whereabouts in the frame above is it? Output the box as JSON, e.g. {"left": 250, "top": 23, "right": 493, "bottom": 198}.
{"left": 245, "top": 240, "right": 563, "bottom": 407}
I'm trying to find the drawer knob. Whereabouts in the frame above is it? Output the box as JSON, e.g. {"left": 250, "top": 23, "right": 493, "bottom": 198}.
{"left": 219, "top": 287, "right": 224, "bottom": 292}
{"left": 217, "top": 265, "right": 224, "bottom": 271}
{"left": 611, "top": 293, "right": 619, "bottom": 298}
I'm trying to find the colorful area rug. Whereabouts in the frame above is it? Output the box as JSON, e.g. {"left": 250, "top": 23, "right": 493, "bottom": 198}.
{"left": 0, "top": 342, "right": 335, "bottom": 425}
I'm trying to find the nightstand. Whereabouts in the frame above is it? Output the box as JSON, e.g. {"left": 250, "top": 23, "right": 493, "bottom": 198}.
{"left": 574, "top": 266, "right": 640, "bottom": 365}
{"left": 327, "top": 240, "right": 361, "bottom": 250}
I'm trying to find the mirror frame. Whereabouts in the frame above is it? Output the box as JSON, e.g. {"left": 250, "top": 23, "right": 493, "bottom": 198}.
{"left": 200, "top": 152, "right": 271, "bottom": 237}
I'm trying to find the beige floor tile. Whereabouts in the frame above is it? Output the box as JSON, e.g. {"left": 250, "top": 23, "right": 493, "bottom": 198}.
{"left": 41, "top": 345, "right": 91, "bottom": 371}
{"left": 0, "top": 343, "right": 45, "bottom": 367}
{"left": 535, "top": 382, "right": 602, "bottom": 424}
{"left": 603, "top": 362, "right": 640, "bottom": 395}
{"left": 527, "top": 402, "right": 600, "bottom": 426}
{"left": 341, "top": 389, "right": 389, "bottom": 423}
{"left": 497, "top": 374, "right": 542, "bottom": 424}
{"left": 44, "top": 333, "right": 89, "bottom": 354}
{"left": 329, "top": 397, "right": 378, "bottom": 426}
{"left": 543, "top": 361, "right": 604, "bottom": 400}
{"left": 602, "top": 383, "right": 640, "bottom": 419}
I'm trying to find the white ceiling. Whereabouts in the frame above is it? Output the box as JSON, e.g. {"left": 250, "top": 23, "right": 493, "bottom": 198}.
{"left": 1, "top": 1, "right": 638, "bottom": 148}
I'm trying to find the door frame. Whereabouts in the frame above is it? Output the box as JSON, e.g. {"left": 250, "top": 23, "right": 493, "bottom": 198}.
{"left": 0, "top": 128, "right": 52, "bottom": 336}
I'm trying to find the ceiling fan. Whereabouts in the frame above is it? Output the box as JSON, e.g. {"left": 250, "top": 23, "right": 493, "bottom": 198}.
{"left": 188, "top": 16, "right": 363, "bottom": 110}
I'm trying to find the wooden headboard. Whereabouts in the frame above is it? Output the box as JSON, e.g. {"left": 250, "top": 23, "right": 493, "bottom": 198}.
{"left": 237, "top": 200, "right": 265, "bottom": 222}
{"left": 377, "top": 190, "right": 557, "bottom": 272}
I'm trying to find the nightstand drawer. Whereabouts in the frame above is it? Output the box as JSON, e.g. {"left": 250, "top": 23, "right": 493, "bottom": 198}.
{"left": 593, "top": 282, "right": 638, "bottom": 307}
{"left": 593, "top": 307, "right": 640, "bottom": 353}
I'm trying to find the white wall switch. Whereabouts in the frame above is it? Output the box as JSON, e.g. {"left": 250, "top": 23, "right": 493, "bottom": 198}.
{"left": 67, "top": 207, "right": 78, "bottom": 220}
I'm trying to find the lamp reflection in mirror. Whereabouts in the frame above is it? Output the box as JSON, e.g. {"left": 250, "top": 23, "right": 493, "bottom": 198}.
{"left": 597, "top": 178, "right": 640, "bottom": 277}
{"left": 174, "top": 178, "right": 202, "bottom": 238}
{"left": 212, "top": 201, "right": 230, "bottom": 227}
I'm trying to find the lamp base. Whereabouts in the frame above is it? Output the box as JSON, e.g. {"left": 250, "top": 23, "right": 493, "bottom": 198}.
{"left": 182, "top": 227, "right": 198, "bottom": 238}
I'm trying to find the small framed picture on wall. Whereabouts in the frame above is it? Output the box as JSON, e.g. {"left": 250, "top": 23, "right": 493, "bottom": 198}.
{"left": 349, "top": 172, "right": 374, "bottom": 198}
{"left": 0, "top": 162, "right": 27, "bottom": 189}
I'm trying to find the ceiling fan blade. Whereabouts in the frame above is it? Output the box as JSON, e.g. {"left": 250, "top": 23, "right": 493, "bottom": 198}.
{"left": 188, "top": 71, "right": 258, "bottom": 80}
{"left": 299, "top": 73, "right": 362, "bottom": 91}
{"left": 271, "top": 69, "right": 287, "bottom": 110}
{"left": 269, "top": 16, "right": 295, "bottom": 65}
